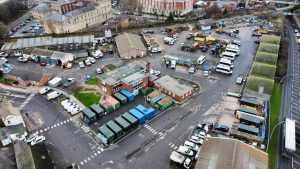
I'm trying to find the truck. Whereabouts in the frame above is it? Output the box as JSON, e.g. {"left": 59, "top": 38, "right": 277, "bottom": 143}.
{"left": 48, "top": 77, "right": 62, "bottom": 87}
{"left": 47, "top": 91, "right": 62, "bottom": 100}
{"left": 170, "top": 151, "right": 192, "bottom": 169}
{"left": 210, "top": 44, "right": 221, "bottom": 54}
{"left": 164, "top": 37, "right": 176, "bottom": 45}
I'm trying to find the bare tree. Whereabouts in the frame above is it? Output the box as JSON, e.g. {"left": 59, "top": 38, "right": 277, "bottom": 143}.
{"left": 120, "top": 0, "right": 143, "bottom": 14}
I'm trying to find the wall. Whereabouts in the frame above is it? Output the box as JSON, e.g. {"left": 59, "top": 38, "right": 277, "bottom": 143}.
{"left": 120, "top": 48, "right": 146, "bottom": 59}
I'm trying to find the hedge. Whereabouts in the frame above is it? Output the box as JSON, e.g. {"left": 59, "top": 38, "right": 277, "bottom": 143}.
{"left": 245, "top": 75, "right": 275, "bottom": 95}
{"left": 250, "top": 62, "right": 277, "bottom": 78}
{"left": 255, "top": 51, "right": 278, "bottom": 65}
{"left": 260, "top": 35, "right": 281, "bottom": 45}
{"left": 257, "top": 43, "right": 280, "bottom": 54}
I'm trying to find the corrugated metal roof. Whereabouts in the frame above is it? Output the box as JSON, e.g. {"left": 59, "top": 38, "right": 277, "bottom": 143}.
{"left": 115, "top": 33, "right": 146, "bottom": 54}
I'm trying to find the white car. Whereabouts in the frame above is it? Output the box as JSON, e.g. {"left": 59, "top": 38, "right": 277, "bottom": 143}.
{"left": 71, "top": 107, "right": 82, "bottom": 115}
{"left": 67, "top": 104, "right": 78, "bottom": 113}
{"left": 0, "top": 58, "right": 8, "bottom": 63}
{"left": 0, "top": 51, "right": 8, "bottom": 57}
{"left": 63, "top": 101, "right": 76, "bottom": 110}
{"left": 88, "top": 57, "right": 96, "bottom": 64}
{"left": 79, "top": 62, "right": 85, "bottom": 68}
{"left": 91, "top": 50, "right": 103, "bottom": 58}
{"left": 150, "top": 69, "right": 161, "bottom": 76}
{"left": 17, "top": 56, "right": 28, "bottom": 62}
{"left": 295, "top": 29, "right": 299, "bottom": 33}
{"left": 194, "top": 131, "right": 206, "bottom": 139}
{"left": 189, "top": 67, "right": 195, "bottom": 74}
{"left": 189, "top": 136, "right": 204, "bottom": 145}
{"left": 31, "top": 135, "right": 45, "bottom": 146}
{"left": 96, "top": 68, "right": 103, "bottom": 74}
{"left": 85, "top": 59, "right": 91, "bottom": 66}
{"left": 61, "top": 99, "right": 71, "bottom": 107}
{"left": 177, "top": 146, "right": 194, "bottom": 157}
{"left": 25, "top": 132, "right": 38, "bottom": 143}
{"left": 14, "top": 51, "right": 22, "bottom": 57}
{"left": 33, "top": 26, "right": 40, "bottom": 30}
{"left": 39, "top": 86, "right": 51, "bottom": 95}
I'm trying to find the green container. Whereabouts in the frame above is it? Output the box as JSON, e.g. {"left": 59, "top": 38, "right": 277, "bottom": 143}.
{"left": 113, "top": 92, "right": 127, "bottom": 104}
{"left": 141, "top": 88, "right": 153, "bottom": 95}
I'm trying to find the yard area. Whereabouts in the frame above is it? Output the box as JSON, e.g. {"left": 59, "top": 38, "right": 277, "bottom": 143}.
{"left": 74, "top": 92, "right": 101, "bottom": 107}
{"left": 85, "top": 78, "right": 98, "bottom": 85}
{"left": 268, "top": 81, "right": 282, "bottom": 169}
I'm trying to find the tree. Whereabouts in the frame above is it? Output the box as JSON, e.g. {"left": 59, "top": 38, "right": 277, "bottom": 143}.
{"left": 120, "top": 0, "right": 142, "bottom": 14}
{"left": 204, "top": 4, "right": 222, "bottom": 19}
{"left": 165, "top": 12, "right": 174, "bottom": 23}
{"left": 0, "top": 21, "right": 6, "bottom": 40}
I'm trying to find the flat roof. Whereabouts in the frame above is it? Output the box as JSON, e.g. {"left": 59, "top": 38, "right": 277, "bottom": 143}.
{"left": 99, "top": 65, "right": 144, "bottom": 85}
{"left": 195, "top": 137, "right": 268, "bottom": 169}
{"left": 154, "top": 75, "right": 193, "bottom": 96}
{"left": 121, "top": 72, "right": 147, "bottom": 85}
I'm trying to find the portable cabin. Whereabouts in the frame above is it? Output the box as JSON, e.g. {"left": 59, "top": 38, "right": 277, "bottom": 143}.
{"left": 135, "top": 104, "right": 155, "bottom": 120}
{"left": 150, "top": 94, "right": 166, "bottom": 107}
{"left": 147, "top": 90, "right": 160, "bottom": 102}
{"left": 90, "top": 104, "right": 104, "bottom": 118}
{"left": 106, "top": 120, "right": 123, "bottom": 137}
{"left": 113, "top": 92, "right": 127, "bottom": 104}
{"left": 115, "top": 116, "right": 131, "bottom": 132}
{"left": 237, "top": 107, "right": 258, "bottom": 116}
{"left": 99, "top": 100, "right": 113, "bottom": 113}
{"left": 129, "top": 108, "right": 146, "bottom": 124}
{"left": 240, "top": 98, "right": 259, "bottom": 108}
{"left": 238, "top": 124, "right": 259, "bottom": 136}
{"left": 122, "top": 112, "right": 138, "bottom": 128}
{"left": 120, "top": 89, "right": 134, "bottom": 102}
{"left": 82, "top": 108, "right": 96, "bottom": 124}
{"left": 98, "top": 125, "right": 115, "bottom": 144}
{"left": 106, "top": 96, "right": 121, "bottom": 110}
{"left": 239, "top": 114, "right": 261, "bottom": 127}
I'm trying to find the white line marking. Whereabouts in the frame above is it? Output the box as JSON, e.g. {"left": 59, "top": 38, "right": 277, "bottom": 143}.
{"left": 97, "top": 151, "right": 101, "bottom": 154}
{"left": 44, "top": 128, "right": 47, "bottom": 131}
{"left": 174, "top": 146, "right": 178, "bottom": 150}
{"left": 53, "top": 124, "right": 57, "bottom": 127}
{"left": 80, "top": 161, "right": 84, "bottom": 165}
{"left": 170, "top": 144, "right": 174, "bottom": 148}
{"left": 84, "top": 159, "right": 87, "bottom": 163}
{"left": 168, "top": 142, "right": 172, "bottom": 146}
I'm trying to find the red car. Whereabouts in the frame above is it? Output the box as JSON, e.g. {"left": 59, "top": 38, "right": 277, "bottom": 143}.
{"left": 39, "top": 61, "right": 47, "bottom": 66}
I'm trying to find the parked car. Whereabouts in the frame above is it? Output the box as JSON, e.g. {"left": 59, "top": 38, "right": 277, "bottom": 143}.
{"left": 17, "top": 57, "right": 28, "bottom": 63}
{"left": 150, "top": 69, "right": 161, "bottom": 76}
{"left": 71, "top": 107, "right": 83, "bottom": 115}
{"left": 14, "top": 51, "right": 22, "bottom": 57}
{"left": 85, "top": 59, "right": 91, "bottom": 66}
{"left": 88, "top": 57, "right": 96, "bottom": 64}
{"left": 66, "top": 62, "right": 72, "bottom": 69}
{"left": 39, "top": 61, "right": 47, "bottom": 66}
{"left": 214, "top": 124, "right": 229, "bottom": 132}
{"left": 189, "top": 67, "right": 195, "bottom": 74}
{"left": 79, "top": 62, "right": 84, "bottom": 68}
{"left": 183, "top": 141, "right": 199, "bottom": 152}
{"left": 25, "top": 132, "right": 38, "bottom": 143}
{"left": 96, "top": 68, "right": 103, "bottom": 74}
{"left": 177, "top": 146, "right": 194, "bottom": 157}
{"left": 0, "top": 58, "right": 8, "bottom": 63}
{"left": 236, "top": 74, "right": 244, "bottom": 85}
{"left": 63, "top": 78, "right": 75, "bottom": 87}
{"left": 39, "top": 86, "right": 51, "bottom": 95}
{"left": 30, "top": 136, "right": 46, "bottom": 146}
{"left": 0, "top": 51, "right": 8, "bottom": 57}
{"left": 189, "top": 136, "right": 203, "bottom": 145}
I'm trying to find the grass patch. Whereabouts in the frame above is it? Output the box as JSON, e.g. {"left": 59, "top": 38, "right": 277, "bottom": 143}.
{"left": 268, "top": 81, "right": 282, "bottom": 169}
{"left": 74, "top": 92, "right": 100, "bottom": 107}
{"left": 0, "top": 78, "right": 18, "bottom": 85}
{"left": 85, "top": 78, "right": 98, "bottom": 85}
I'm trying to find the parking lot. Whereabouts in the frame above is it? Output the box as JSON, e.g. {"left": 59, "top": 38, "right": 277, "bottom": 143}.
{"left": 10, "top": 19, "right": 44, "bottom": 37}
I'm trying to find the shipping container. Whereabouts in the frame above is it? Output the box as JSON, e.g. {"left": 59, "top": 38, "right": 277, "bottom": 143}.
{"left": 115, "top": 116, "right": 131, "bottom": 132}
{"left": 106, "top": 96, "right": 121, "bottom": 110}
{"left": 238, "top": 124, "right": 259, "bottom": 136}
{"left": 135, "top": 104, "right": 155, "bottom": 120}
{"left": 120, "top": 89, "right": 134, "bottom": 102}
{"left": 150, "top": 94, "right": 166, "bottom": 107}
{"left": 157, "top": 96, "right": 174, "bottom": 110}
{"left": 237, "top": 106, "right": 258, "bottom": 116}
{"left": 82, "top": 108, "right": 96, "bottom": 122}
{"left": 240, "top": 98, "right": 259, "bottom": 108}
{"left": 98, "top": 125, "right": 115, "bottom": 144}
{"left": 106, "top": 120, "right": 123, "bottom": 137}
{"left": 147, "top": 90, "right": 160, "bottom": 101}
{"left": 113, "top": 92, "right": 127, "bottom": 104}
{"left": 239, "top": 114, "right": 261, "bottom": 127}
{"left": 90, "top": 104, "right": 104, "bottom": 118}
{"left": 129, "top": 108, "right": 146, "bottom": 124}
{"left": 122, "top": 112, "right": 138, "bottom": 128}
{"left": 99, "top": 100, "right": 113, "bottom": 113}
{"left": 141, "top": 87, "right": 153, "bottom": 95}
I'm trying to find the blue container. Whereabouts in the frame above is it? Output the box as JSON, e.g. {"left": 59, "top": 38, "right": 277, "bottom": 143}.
{"left": 120, "top": 89, "right": 134, "bottom": 102}
{"left": 129, "top": 108, "right": 145, "bottom": 124}
{"left": 135, "top": 104, "right": 155, "bottom": 120}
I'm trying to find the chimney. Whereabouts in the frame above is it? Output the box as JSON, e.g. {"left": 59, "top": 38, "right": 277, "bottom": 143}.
{"left": 146, "top": 61, "right": 150, "bottom": 73}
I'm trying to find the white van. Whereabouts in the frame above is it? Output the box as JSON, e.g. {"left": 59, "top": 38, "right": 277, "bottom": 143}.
{"left": 63, "top": 101, "right": 76, "bottom": 110}
{"left": 220, "top": 52, "right": 236, "bottom": 61}
{"left": 216, "top": 64, "right": 233, "bottom": 75}
{"left": 47, "top": 91, "right": 62, "bottom": 100}
{"left": 61, "top": 99, "right": 71, "bottom": 107}
{"left": 220, "top": 58, "right": 234, "bottom": 68}
{"left": 177, "top": 146, "right": 194, "bottom": 157}
{"left": 67, "top": 104, "right": 78, "bottom": 113}
{"left": 197, "top": 56, "right": 206, "bottom": 65}
{"left": 171, "top": 60, "right": 176, "bottom": 69}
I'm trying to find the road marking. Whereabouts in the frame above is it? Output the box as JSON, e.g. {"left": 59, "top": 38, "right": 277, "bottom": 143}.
{"left": 84, "top": 159, "right": 87, "bottom": 163}
{"left": 64, "top": 121, "right": 67, "bottom": 124}
{"left": 168, "top": 142, "right": 172, "bottom": 146}
{"left": 97, "top": 151, "right": 101, "bottom": 154}
{"left": 57, "top": 123, "right": 60, "bottom": 126}
{"left": 80, "top": 161, "right": 84, "bottom": 165}
{"left": 170, "top": 144, "right": 175, "bottom": 148}
{"left": 94, "top": 153, "right": 97, "bottom": 156}
{"left": 67, "top": 119, "right": 70, "bottom": 122}
{"left": 53, "top": 124, "right": 57, "bottom": 127}
{"left": 87, "top": 157, "right": 90, "bottom": 161}
{"left": 91, "top": 155, "right": 94, "bottom": 159}
{"left": 174, "top": 146, "right": 178, "bottom": 150}
{"left": 40, "top": 130, "right": 43, "bottom": 133}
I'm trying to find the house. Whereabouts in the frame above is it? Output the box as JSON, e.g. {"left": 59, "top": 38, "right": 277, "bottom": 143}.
{"left": 43, "top": 0, "right": 112, "bottom": 34}
{"left": 154, "top": 75, "right": 193, "bottom": 102}
{"left": 195, "top": 137, "right": 268, "bottom": 169}
{"left": 5, "top": 68, "right": 52, "bottom": 87}
{"left": 98, "top": 65, "right": 145, "bottom": 95}
{"left": 217, "top": 1, "right": 238, "bottom": 11}
{"left": 115, "top": 33, "right": 147, "bottom": 59}
{"left": 139, "top": 0, "right": 193, "bottom": 16}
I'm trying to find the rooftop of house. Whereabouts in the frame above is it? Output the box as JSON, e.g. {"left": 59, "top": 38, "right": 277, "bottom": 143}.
{"left": 154, "top": 75, "right": 193, "bottom": 96}
{"left": 121, "top": 72, "right": 147, "bottom": 85}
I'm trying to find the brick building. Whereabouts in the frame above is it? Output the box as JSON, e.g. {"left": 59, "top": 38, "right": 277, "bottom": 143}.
{"left": 217, "top": 1, "right": 238, "bottom": 11}
{"left": 121, "top": 72, "right": 149, "bottom": 92}
{"left": 139, "top": 0, "right": 193, "bottom": 16}
{"left": 154, "top": 75, "right": 193, "bottom": 102}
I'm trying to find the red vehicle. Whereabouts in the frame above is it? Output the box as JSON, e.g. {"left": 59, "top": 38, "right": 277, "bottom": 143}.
{"left": 39, "top": 61, "right": 47, "bottom": 66}
{"left": 15, "top": 26, "right": 21, "bottom": 30}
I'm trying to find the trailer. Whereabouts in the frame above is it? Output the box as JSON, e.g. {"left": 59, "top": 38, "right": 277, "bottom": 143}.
{"left": 106, "top": 96, "right": 121, "bottom": 110}
{"left": 106, "top": 120, "right": 123, "bottom": 138}
{"left": 82, "top": 108, "right": 96, "bottom": 124}
{"left": 90, "top": 104, "right": 104, "bottom": 118}
{"left": 120, "top": 89, "right": 134, "bottom": 102}
{"left": 157, "top": 96, "right": 174, "bottom": 110}
{"left": 135, "top": 104, "right": 155, "bottom": 120}
{"left": 240, "top": 98, "right": 259, "bottom": 108}
{"left": 98, "top": 125, "right": 115, "bottom": 144}
{"left": 115, "top": 116, "right": 131, "bottom": 132}
{"left": 122, "top": 112, "right": 138, "bottom": 128}
{"left": 129, "top": 108, "right": 146, "bottom": 124}
{"left": 48, "top": 77, "right": 62, "bottom": 87}
{"left": 113, "top": 92, "right": 127, "bottom": 104}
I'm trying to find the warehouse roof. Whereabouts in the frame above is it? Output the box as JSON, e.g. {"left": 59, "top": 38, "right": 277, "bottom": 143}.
{"left": 195, "top": 137, "right": 268, "bottom": 169}
{"left": 115, "top": 33, "right": 146, "bottom": 54}
{"left": 154, "top": 75, "right": 193, "bottom": 97}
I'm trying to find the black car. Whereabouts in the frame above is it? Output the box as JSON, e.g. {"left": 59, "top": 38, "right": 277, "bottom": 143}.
{"left": 201, "top": 45, "right": 209, "bottom": 52}
{"left": 214, "top": 125, "right": 229, "bottom": 132}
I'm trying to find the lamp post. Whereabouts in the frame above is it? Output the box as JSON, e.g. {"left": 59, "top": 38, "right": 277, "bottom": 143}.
{"left": 266, "top": 120, "right": 285, "bottom": 152}
{"left": 279, "top": 74, "right": 294, "bottom": 84}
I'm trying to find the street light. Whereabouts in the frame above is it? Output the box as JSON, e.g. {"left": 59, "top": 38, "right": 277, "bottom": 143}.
{"left": 279, "top": 74, "right": 294, "bottom": 84}
{"left": 266, "top": 120, "right": 285, "bottom": 152}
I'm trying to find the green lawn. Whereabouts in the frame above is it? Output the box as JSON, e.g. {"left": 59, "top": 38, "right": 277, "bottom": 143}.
{"left": 268, "top": 81, "right": 282, "bottom": 169}
{"left": 74, "top": 92, "right": 100, "bottom": 107}
{"left": 85, "top": 78, "right": 98, "bottom": 85}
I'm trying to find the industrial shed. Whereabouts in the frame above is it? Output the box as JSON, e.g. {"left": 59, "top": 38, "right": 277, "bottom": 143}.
{"left": 115, "top": 33, "right": 147, "bottom": 59}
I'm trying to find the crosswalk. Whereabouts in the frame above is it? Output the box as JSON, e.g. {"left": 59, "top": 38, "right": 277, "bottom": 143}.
{"left": 79, "top": 146, "right": 105, "bottom": 166}
{"left": 168, "top": 142, "right": 178, "bottom": 150}
{"left": 144, "top": 124, "right": 163, "bottom": 136}
{"left": 19, "top": 93, "right": 35, "bottom": 109}
{"left": 34, "top": 118, "right": 73, "bottom": 134}
{"left": 81, "top": 125, "right": 90, "bottom": 133}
